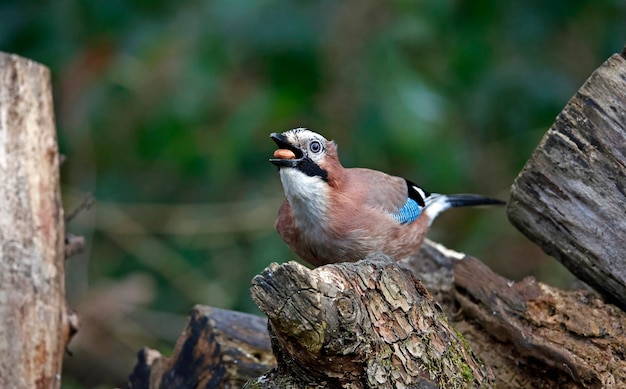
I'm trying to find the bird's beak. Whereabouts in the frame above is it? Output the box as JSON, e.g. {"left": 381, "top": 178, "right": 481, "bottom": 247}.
{"left": 269, "top": 133, "right": 304, "bottom": 167}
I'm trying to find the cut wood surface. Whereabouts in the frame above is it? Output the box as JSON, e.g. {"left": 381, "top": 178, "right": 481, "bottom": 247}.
{"left": 508, "top": 50, "right": 626, "bottom": 309}
{"left": 0, "top": 52, "right": 68, "bottom": 389}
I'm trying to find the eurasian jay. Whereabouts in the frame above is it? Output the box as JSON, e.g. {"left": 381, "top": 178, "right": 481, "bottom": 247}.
{"left": 270, "top": 128, "right": 504, "bottom": 267}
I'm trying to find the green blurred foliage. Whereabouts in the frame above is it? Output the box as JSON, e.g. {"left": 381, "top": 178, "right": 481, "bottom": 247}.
{"left": 2, "top": 0, "right": 625, "bottom": 387}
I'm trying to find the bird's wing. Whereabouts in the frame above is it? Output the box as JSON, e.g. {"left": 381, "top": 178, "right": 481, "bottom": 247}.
{"left": 391, "top": 179, "right": 430, "bottom": 224}
{"left": 348, "top": 169, "right": 428, "bottom": 225}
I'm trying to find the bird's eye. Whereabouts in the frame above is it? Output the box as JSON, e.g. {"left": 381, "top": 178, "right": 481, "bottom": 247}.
{"left": 309, "top": 140, "right": 322, "bottom": 154}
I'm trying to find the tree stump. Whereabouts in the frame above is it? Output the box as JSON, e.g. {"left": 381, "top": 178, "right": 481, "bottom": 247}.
{"left": 0, "top": 52, "right": 69, "bottom": 388}
{"left": 246, "top": 257, "right": 491, "bottom": 388}
{"left": 507, "top": 49, "right": 626, "bottom": 309}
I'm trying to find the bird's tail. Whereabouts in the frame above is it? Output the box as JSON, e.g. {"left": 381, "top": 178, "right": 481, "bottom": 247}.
{"left": 424, "top": 193, "right": 505, "bottom": 222}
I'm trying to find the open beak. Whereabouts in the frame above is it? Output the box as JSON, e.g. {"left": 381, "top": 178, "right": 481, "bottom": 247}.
{"left": 269, "top": 133, "right": 304, "bottom": 167}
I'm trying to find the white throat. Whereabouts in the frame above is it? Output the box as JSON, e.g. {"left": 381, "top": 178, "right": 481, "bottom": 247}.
{"left": 279, "top": 168, "right": 329, "bottom": 231}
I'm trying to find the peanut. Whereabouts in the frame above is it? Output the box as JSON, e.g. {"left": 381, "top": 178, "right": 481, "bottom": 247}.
{"left": 273, "top": 149, "right": 296, "bottom": 159}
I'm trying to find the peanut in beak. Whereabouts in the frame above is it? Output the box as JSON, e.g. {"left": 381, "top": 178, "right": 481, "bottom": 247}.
{"left": 273, "top": 149, "right": 296, "bottom": 159}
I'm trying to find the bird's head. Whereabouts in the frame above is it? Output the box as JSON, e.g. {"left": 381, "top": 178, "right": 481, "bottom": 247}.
{"left": 269, "top": 128, "right": 342, "bottom": 185}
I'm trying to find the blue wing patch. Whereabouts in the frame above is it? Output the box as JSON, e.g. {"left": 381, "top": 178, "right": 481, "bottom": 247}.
{"left": 390, "top": 197, "right": 423, "bottom": 225}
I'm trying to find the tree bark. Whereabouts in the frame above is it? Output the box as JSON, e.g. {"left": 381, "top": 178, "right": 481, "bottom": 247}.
{"left": 129, "top": 241, "right": 626, "bottom": 388}
{"left": 246, "top": 257, "right": 491, "bottom": 389}
{"left": 127, "top": 306, "right": 276, "bottom": 389}
{"left": 406, "top": 240, "right": 626, "bottom": 388}
{"left": 507, "top": 49, "right": 626, "bottom": 309}
{"left": 451, "top": 256, "right": 625, "bottom": 388}
{"left": 0, "top": 52, "right": 68, "bottom": 388}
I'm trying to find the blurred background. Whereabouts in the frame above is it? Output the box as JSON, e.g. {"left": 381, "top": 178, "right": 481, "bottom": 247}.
{"left": 1, "top": 1, "right": 625, "bottom": 387}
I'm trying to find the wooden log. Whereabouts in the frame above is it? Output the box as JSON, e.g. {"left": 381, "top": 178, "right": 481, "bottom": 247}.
{"left": 127, "top": 305, "right": 276, "bottom": 389}
{"left": 128, "top": 240, "right": 626, "bottom": 388}
{"left": 0, "top": 52, "right": 69, "bottom": 388}
{"left": 452, "top": 256, "right": 626, "bottom": 388}
{"left": 399, "top": 239, "right": 457, "bottom": 309}
{"left": 246, "top": 257, "right": 492, "bottom": 388}
{"left": 507, "top": 49, "right": 626, "bottom": 309}
{"left": 406, "top": 241, "right": 626, "bottom": 387}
